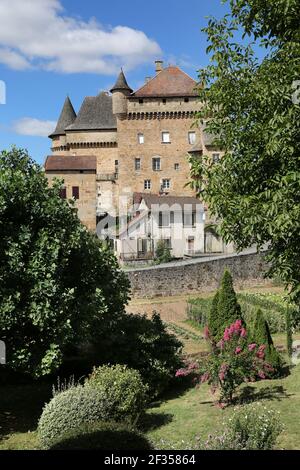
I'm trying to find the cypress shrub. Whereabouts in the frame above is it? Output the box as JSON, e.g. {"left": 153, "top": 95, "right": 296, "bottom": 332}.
{"left": 286, "top": 307, "right": 293, "bottom": 358}
{"left": 252, "top": 309, "right": 282, "bottom": 376}
{"left": 208, "top": 290, "right": 220, "bottom": 339}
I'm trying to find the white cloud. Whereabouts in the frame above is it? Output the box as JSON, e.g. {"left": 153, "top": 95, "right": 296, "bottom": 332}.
{"left": 12, "top": 118, "right": 56, "bottom": 137}
{"left": 0, "top": 0, "right": 162, "bottom": 74}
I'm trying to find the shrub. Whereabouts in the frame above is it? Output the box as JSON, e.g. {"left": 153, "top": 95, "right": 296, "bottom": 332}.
{"left": 38, "top": 385, "right": 116, "bottom": 448}
{"left": 208, "top": 290, "right": 220, "bottom": 340}
{"left": 155, "top": 240, "right": 172, "bottom": 264}
{"left": 49, "top": 421, "right": 153, "bottom": 450}
{"left": 96, "top": 312, "right": 182, "bottom": 397}
{"left": 202, "top": 403, "right": 283, "bottom": 450}
{"left": 216, "top": 269, "right": 243, "bottom": 339}
{"left": 251, "top": 309, "right": 282, "bottom": 376}
{"left": 86, "top": 365, "right": 148, "bottom": 424}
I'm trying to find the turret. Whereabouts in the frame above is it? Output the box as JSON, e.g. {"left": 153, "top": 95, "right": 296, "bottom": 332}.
{"left": 49, "top": 95, "right": 76, "bottom": 139}
{"left": 110, "top": 69, "right": 132, "bottom": 118}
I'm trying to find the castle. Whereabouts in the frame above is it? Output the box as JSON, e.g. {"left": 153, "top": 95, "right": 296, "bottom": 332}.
{"left": 45, "top": 61, "right": 226, "bottom": 259}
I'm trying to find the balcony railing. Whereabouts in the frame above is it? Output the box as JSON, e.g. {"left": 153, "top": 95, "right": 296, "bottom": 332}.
{"left": 96, "top": 172, "right": 118, "bottom": 181}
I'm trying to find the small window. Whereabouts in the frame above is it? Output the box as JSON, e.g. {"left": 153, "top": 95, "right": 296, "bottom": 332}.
{"left": 170, "top": 211, "right": 175, "bottom": 224}
{"left": 164, "top": 238, "right": 172, "bottom": 249}
{"left": 72, "top": 186, "right": 79, "bottom": 200}
{"left": 188, "top": 132, "right": 196, "bottom": 145}
{"left": 162, "top": 132, "right": 170, "bottom": 143}
{"left": 184, "top": 98, "right": 189, "bottom": 103}
{"left": 162, "top": 99, "right": 167, "bottom": 104}
{"left": 159, "top": 212, "right": 170, "bottom": 227}
{"left": 212, "top": 153, "right": 220, "bottom": 163}
{"left": 135, "top": 158, "right": 141, "bottom": 171}
{"left": 144, "top": 179, "right": 151, "bottom": 190}
{"left": 60, "top": 187, "right": 66, "bottom": 199}
{"left": 139, "top": 99, "right": 144, "bottom": 104}
{"left": 162, "top": 179, "right": 170, "bottom": 190}
{"left": 152, "top": 157, "right": 161, "bottom": 171}
{"left": 174, "top": 163, "right": 179, "bottom": 170}
{"left": 115, "top": 160, "right": 119, "bottom": 166}
{"left": 138, "top": 133, "right": 144, "bottom": 144}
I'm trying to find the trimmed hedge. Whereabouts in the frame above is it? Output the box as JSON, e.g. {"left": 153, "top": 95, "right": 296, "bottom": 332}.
{"left": 86, "top": 365, "right": 148, "bottom": 424}
{"left": 49, "top": 421, "right": 153, "bottom": 450}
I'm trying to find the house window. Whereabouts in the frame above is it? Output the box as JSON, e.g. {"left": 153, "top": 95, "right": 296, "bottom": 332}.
{"left": 135, "top": 158, "right": 141, "bottom": 171}
{"left": 162, "top": 131, "right": 170, "bottom": 143}
{"left": 159, "top": 211, "right": 170, "bottom": 227}
{"left": 162, "top": 179, "right": 170, "bottom": 190}
{"left": 174, "top": 163, "right": 179, "bottom": 170}
{"left": 72, "top": 186, "right": 79, "bottom": 200}
{"left": 184, "top": 212, "right": 196, "bottom": 227}
{"left": 170, "top": 211, "right": 175, "bottom": 224}
{"left": 164, "top": 238, "right": 172, "bottom": 249}
{"left": 188, "top": 131, "right": 196, "bottom": 145}
{"left": 60, "top": 187, "right": 66, "bottom": 199}
{"left": 152, "top": 157, "right": 161, "bottom": 171}
{"left": 138, "top": 133, "right": 144, "bottom": 144}
{"left": 212, "top": 153, "right": 220, "bottom": 163}
{"left": 144, "top": 179, "right": 151, "bottom": 190}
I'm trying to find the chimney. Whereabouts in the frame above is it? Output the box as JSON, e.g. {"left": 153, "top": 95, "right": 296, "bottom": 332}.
{"left": 155, "top": 60, "right": 164, "bottom": 74}
{"left": 145, "top": 76, "right": 152, "bottom": 84}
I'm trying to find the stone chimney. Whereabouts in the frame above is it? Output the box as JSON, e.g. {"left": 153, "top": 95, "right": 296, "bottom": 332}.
{"left": 155, "top": 60, "right": 164, "bottom": 74}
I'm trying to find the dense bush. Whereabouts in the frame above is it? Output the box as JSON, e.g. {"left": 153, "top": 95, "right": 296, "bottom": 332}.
{"left": 155, "top": 240, "right": 172, "bottom": 264}
{"left": 202, "top": 403, "right": 283, "bottom": 450}
{"left": 251, "top": 310, "right": 282, "bottom": 376}
{"left": 49, "top": 421, "right": 153, "bottom": 450}
{"left": 0, "top": 147, "right": 129, "bottom": 377}
{"left": 86, "top": 365, "right": 148, "bottom": 424}
{"left": 96, "top": 312, "right": 182, "bottom": 397}
{"left": 38, "top": 385, "right": 116, "bottom": 448}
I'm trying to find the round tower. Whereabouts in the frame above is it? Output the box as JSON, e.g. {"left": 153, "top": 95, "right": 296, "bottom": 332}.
{"left": 110, "top": 69, "right": 133, "bottom": 118}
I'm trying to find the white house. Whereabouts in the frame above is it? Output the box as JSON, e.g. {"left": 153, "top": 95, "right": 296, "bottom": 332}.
{"left": 114, "top": 193, "right": 205, "bottom": 262}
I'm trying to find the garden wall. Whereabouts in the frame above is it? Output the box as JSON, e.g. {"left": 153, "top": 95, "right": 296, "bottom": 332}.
{"left": 126, "top": 251, "right": 270, "bottom": 299}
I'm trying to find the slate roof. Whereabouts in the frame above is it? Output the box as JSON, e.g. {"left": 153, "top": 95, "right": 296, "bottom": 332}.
{"left": 132, "top": 66, "right": 200, "bottom": 98}
{"left": 49, "top": 96, "right": 76, "bottom": 138}
{"left": 133, "top": 193, "right": 203, "bottom": 211}
{"left": 45, "top": 155, "right": 97, "bottom": 171}
{"left": 110, "top": 69, "right": 133, "bottom": 93}
{"left": 66, "top": 92, "right": 117, "bottom": 131}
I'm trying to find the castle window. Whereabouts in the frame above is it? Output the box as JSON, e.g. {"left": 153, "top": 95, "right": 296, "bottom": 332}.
{"left": 174, "top": 163, "right": 179, "bottom": 170}
{"left": 162, "top": 132, "right": 170, "bottom": 143}
{"left": 188, "top": 132, "right": 196, "bottom": 145}
{"left": 139, "top": 99, "right": 144, "bottom": 104}
{"left": 184, "top": 98, "right": 189, "bottom": 103}
{"left": 162, "top": 179, "right": 170, "bottom": 190}
{"left": 144, "top": 179, "right": 151, "bottom": 190}
{"left": 152, "top": 157, "right": 161, "bottom": 171}
{"left": 138, "top": 133, "right": 144, "bottom": 144}
{"left": 135, "top": 158, "right": 141, "bottom": 171}
{"left": 212, "top": 153, "right": 220, "bottom": 163}
{"left": 60, "top": 187, "right": 67, "bottom": 199}
{"left": 72, "top": 186, "right": 79, "bottom": 200}
{"left": 162, "top": 99, "right": 167, "bottom": 104}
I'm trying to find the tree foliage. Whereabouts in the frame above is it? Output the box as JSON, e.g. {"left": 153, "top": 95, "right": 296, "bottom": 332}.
{"left": 190, "top": 0, "right": 300, "bottom": 299}
{"left": 0, "top": 147, "right": 130, "bottom": 377}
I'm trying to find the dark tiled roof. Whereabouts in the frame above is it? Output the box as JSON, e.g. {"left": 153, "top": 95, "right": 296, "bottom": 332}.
{"left": 66, "top": 92, "right": 117, "bottom": 131}
{"left": 110, "top": 70, "right": 133, "bottom": 93}
{"left": 132, "top": 66, "right": 200, "bottom": 98}
{"left": 49, "top": 96, "right": 76, "bottom": 137}
{"left": 45, "top": 155, "right": 96, "bottom": 171}
{"left": 134, "top": 193, "right": 202, "bottom": 211}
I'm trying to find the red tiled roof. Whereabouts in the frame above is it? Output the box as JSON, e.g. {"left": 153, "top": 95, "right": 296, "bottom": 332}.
{"left": 45, "top": 155, "right": 96, "bottom": 171}
{"left": 132, "top": 66, "right": 200, "bottom": 98}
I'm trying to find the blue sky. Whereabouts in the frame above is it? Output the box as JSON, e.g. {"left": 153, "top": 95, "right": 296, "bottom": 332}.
{"left": 0, "top": 0, "right": 234, "bottom": 163}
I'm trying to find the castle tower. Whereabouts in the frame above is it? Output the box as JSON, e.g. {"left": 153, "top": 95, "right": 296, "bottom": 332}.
{"left": 49, "top": 96, "right": 76, "bottom": 150}
{"left": 110, "top": 69, "right": 133, "bottom": 118}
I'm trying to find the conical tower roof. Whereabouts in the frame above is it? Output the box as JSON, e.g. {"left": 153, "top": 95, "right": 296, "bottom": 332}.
{"left": 110, "top": 69, "right": 133, "bottom": 93}
{"left": 49, "top": 96, "right": 76, "bottom": 138}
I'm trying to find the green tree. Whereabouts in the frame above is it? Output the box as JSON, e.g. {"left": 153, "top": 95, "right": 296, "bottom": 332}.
{"left": 208, "top": 290, "right": 220, "bottom": 340}
{"left": 155, "top": 240, "right": 172, "bottom": 264}
{"left": 0, "top": 147, "right": 130, "bottom": 377}
{"left": 286, "top": 306, "right": 293, "bottom": 358}
{"left": 251, "top": 309, "right": 282, "bottom": 375}
{"left": 189, "top": 0, "right": 300, "bottom": 300}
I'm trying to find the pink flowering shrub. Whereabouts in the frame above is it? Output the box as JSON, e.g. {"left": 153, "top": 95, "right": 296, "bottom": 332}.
{"left": 176, "top": 320, "right": 274, "bottom": 404}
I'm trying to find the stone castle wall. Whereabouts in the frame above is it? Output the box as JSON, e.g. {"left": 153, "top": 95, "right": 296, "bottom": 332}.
{"left": 126, "top": 251, "right": 270, "bottom": 299}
